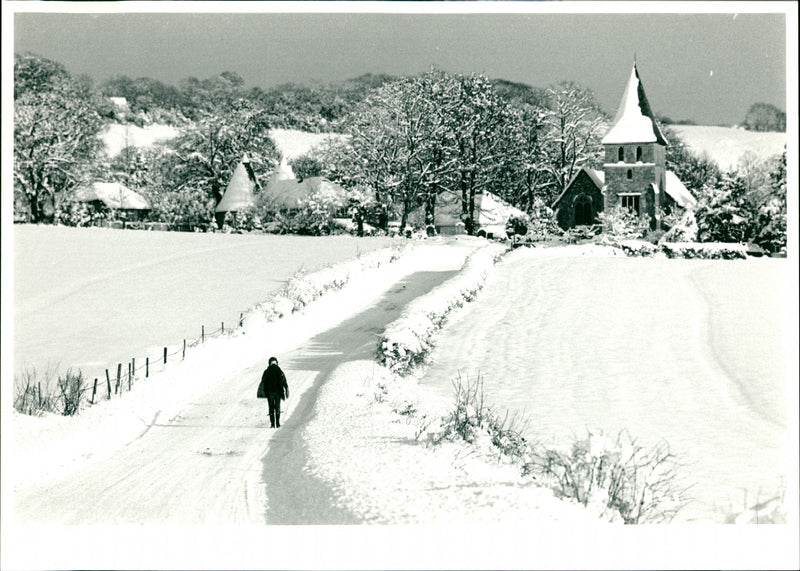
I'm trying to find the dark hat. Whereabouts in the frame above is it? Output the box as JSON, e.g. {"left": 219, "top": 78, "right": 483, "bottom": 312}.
{"left": 268, "top": 356, "right": 278, "bottom": 365}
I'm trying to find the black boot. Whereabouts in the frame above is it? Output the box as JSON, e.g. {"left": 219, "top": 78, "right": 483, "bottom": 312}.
{"left": 269, "top": 412, "right": 275, "bottom": 428}
{"left": 276, "top": 412, "right": 281, "bottom": 428}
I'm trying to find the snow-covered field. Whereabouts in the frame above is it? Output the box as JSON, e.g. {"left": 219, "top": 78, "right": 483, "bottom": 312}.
{"left": 418, "top": 245, "right": 797, "bottom": 523}
{"left": 100, "top": 123, "right": 343, "bottom": 161}
{"left": 12, "top": 224, "right": 394, "bottom": 383}
{"left": 671, "top": 125, "right": 786, "bottom": 171}
{"left": 99, "top": 123, "right": 180, "bottom": 158}
{"left": 268, "top": 128, "right": 348, "bottom": 160}
{"left": 3, "top": 239, "right": 798, "bottom": 569}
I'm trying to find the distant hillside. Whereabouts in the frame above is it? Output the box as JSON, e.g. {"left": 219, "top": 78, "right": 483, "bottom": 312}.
{"left": 100, "top": 124, "right": 344, "bottom": 162}
{"left": 670, "top": 125, "right": 786, "bottom": 171}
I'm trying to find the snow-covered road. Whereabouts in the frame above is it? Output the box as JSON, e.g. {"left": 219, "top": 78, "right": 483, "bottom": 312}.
{"left": 262, "top": 271, "right": 456, "bottom": 524}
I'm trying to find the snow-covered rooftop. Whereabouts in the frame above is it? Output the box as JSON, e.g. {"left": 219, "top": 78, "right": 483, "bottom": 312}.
{"left": 601, "top": 63, "right": 668, "bottom": 146}
{"left": 73, "top": 182, "right": 150, "bottom": 210}
{"left": 216, "top": 157, "right": 258, "bottom": 213}
{"left": 664, "top": 170, "right": 697, "bottom": 208}
{"left": 552, "top": 167, "right": 605, "bottom": 207}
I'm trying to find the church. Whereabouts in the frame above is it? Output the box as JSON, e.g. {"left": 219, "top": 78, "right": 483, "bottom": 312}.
{"left": 552, "top": 63, "right": 696, "bottom": 231}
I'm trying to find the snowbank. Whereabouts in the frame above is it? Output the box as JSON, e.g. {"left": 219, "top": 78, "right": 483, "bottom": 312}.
{"left": 242, "top": 244, "right": 405, "bottom": 326}
{"left": 379, "top": 242, "right": 509, "bottom": 372}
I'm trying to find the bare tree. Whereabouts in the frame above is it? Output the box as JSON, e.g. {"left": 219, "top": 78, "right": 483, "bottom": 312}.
{"left": 542, "top": 82, "right": 605, "bottom": 204}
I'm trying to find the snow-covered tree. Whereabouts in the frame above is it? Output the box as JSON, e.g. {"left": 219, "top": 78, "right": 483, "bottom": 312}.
{"left": 541, "top": 82, "right": 605, "bottom": 204}
{"left": 167, "top": 100, "right": 279, "bottom": 219}
{"left": 743, "top": 102, "right": 786, "bottom": 133}
{"left": 14, "top": 53, "right": 107, "bottom": 223}
{"left": 447, "top": 73, "right": 520, "bottom": 234}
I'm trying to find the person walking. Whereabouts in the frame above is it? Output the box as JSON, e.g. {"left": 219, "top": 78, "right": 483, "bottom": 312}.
{"left": 258, "top": 357, "right": 289, "bottom": 428}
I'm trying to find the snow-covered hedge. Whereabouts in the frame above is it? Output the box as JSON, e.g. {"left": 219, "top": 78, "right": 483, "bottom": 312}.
{"left": 379, "top": 242, "right": 508, "bottom": 373}
{"left": 606, "top": 239, "right": 750, "bottom": 260}
{"left": 613, "top": 239, "right": 659, "bottom": 257}
{"left": 661, "top": 242, "right": 748, "bottom": 259}
{"left": 249, "top": 243, "right": 408, "bottom": 323}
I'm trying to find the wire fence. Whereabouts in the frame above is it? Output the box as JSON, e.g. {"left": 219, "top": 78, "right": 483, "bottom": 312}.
{"left": 78, "top": 315, "right": 245, "bottom": 405}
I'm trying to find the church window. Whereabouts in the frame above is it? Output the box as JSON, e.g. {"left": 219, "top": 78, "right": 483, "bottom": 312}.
{"left": 621, "top": 195, "right": 640, "bottom": 215}
{"left": 626, "top": 169, "right": 633, "bottom": 179}
{"left": 618, "top": 147, "right": 625, "bottom": 162}
{"left": 636, "top": 146, "right": 643, "bottom": 161}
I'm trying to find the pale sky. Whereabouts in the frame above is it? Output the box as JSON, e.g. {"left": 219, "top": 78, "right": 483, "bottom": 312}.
{"left": 12, "top": 6, "right": 789, "bottom": 126}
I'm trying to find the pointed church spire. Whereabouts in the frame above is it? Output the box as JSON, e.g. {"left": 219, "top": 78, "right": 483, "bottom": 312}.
{"left": 601, "top": 62, "right": 668, "bottom": 146}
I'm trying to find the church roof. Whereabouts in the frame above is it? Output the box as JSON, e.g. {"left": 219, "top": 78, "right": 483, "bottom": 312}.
{"left": 552, "top": 167, "right": 605, "bottom": 208}
{"left": 664, "top": 171, "right": 697, "bottom": 208}
{"left": 601, "top": 63, "right": 668, "bottom": 146}
{"left": 264, "top": 176, "right": 347, "bottom": 211}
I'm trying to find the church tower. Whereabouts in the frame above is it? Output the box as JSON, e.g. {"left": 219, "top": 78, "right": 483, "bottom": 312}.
{"left": 601, "top": 62, "right": 669, "bottom": 229}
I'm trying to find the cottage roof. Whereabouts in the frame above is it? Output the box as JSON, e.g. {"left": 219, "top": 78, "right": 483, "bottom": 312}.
{"left": 263, "top": 176, "right": 346, "bottom": 210}
{"left": 601, "top": 63, "right": 668, "bottom": 146}
{"left": 552, "top": 167, "right": 605, "bottom": 207}
{"left": 74, "top": 182, "right": 150, "bottom": 210}
{"left": 423, "top": 191, "right": 526, "bottom": 238}
{"left": 109, "top": 97, "right": 129, "bottom": 110}
{"left": 476, "top": 192, "right": 528, "bottom": 227}
{"left": 664, "top": 171, "right": 697, "bottom": 208}
{"left": 216, "top": 156, "right": 259, "bottom": 213}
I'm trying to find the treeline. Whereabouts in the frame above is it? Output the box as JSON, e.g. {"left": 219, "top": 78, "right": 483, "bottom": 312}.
{"left": 13, "top": 52, "right": 787, "bottom": 253}
{"left": 99, "top": 70, "right": 398, "bottom": 132}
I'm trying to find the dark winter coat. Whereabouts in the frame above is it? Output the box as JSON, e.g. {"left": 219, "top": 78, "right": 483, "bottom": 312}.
{"left": 259, "top": 363, "right": 289, "bottom": 400}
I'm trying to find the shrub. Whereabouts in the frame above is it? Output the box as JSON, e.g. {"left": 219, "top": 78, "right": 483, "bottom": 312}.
{"left": 563, "top": 224, "right": 601, "bottom": 244}
{"left": 597, "top": 206, "right": 649, "bottom": 239}
{"left": 14, "top": 364, "right": 58, "bottom": 415}
{"left": 55, "top": 200, "right": 95, "bottom": 227}
{"left": 526, "top": 429, "right": 690, "bottom": 524}
{"left": 527, "top": 197, "right": 561, "bottom": 239}
{"left": 613, "top": 240, "right": 658, "bottom": 257}
{"left": 661, "top": 242, "right": 747, "bottom": 259}
{"left": 430, "top": 373, "right": 530, "bottom": 462}
{"left": 14, "top": 364, "right": 86, "bottom": 416}
{"left": 57, "top": 368, "right": 86, "bottom": 416}
{"left": 505, "top": 215, "right": 529, "bottom": 241}
{"left": 660, "top": 208, "right": 698, "bottom": 243}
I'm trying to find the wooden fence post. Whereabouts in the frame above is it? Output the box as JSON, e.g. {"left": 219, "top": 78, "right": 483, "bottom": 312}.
{"left": 183, "top": 339, "right": 186, "bottom": 360}
{"left": 202, "top": 325, "right": 205, "bottom": 343}
{"left": 163, "top": 347, "right": 167, "bottom": 365}
{"left": 128, "top": 362, "right": 132, "bottom": 391}
{"left": 132, "top": 357, "right": 136, "bottom": 379}
{"left": 106, "top": 369, "right": 112, "bottom": 399}
{"left": 91, "top": 378, "right": 98, "bottom": 405}
{"left": 222, "top": 322, "right": 225, "bottom": 334}
{"left": 239, "top": 313, "right": 243, "bottom": 327}
{"left": 38, "top": 382, "right": 42, "bottom": 408}
{"left": 146, "top": 357, "right": 150, "bottom": 378}
{"left": 116, "top": 363, "right": 122, "bottom": 394}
